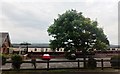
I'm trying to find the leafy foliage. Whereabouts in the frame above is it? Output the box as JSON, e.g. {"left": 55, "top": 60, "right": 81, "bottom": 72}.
{"left": 65, "top": 52, "right": 76, "bottom": 60}
{"left": 0, "top": 54, "right": 6, "bottom": 65}
{"left": 47, "top": 9, "right": 109, "bottom": 53}
{"left": 87, "top": 57, "right": 97, "bottom": 69}
{"left": 110, "top": 55, "right": 120, "bottom": 69}
{"left": 11, "top": 54, "right": 23, "bottom": 70}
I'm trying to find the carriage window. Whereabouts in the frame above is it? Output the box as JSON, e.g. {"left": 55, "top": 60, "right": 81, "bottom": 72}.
{"left": 46, "top": 48, "right": 48, "bottom": 52}
{"left": 112, "top": 48, "right": 115, "bottom": 50}
{"left": 35, "top": 48, "right": 37, "bottom": 51}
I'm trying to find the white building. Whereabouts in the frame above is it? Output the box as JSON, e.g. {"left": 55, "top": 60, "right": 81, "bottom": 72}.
{"left": 12, "top": 43, "right": 64, "bottom": 54}
{"left": 12, "top": 43, "right": 120, "bottom": 54}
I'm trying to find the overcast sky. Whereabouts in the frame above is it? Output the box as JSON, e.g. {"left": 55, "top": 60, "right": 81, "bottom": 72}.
{"left": 0, "top": 0, "right": 119, "bottom": 45}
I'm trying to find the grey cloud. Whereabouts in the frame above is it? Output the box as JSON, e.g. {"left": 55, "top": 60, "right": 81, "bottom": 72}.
{"left": 2, "top": 3, "right": 50, "bottom": 30}
{"left": 1, "top": 1, "right": 118, "bottom": 44}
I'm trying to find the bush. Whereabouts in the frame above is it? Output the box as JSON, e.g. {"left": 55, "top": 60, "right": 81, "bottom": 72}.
{"left": 65, "top": 52, "right": 76, "bottom": 60}
{"left": 11, "top": 54, "right": 22, "bottom": 70}
{"left": 110, "top": 55, "right": 120, "bottom": 69}
{"left": 0, "top": 54, "right": 6, "bottom": 65}
{"left": 87, "top": 57, "right": 97, "bottom": 69}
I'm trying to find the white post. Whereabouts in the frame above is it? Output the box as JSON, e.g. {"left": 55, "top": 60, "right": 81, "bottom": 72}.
{"left": 19, "top": 47, "right": 21, "bottom": 55}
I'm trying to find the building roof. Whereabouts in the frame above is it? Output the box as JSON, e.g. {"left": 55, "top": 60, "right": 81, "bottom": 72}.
{"left": 0, "top": 32, "right": 11, "bottom": 47}
{"left": 12, "top": 43, "right": 50, "bottom": 48}
{"left": 12, "top": 43, "right": 120, "bottom": 49}
{"left": 109, "top": 45, "right": 120, "bottom": 48}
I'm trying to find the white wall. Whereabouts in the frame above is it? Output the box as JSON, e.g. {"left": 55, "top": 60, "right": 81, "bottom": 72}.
{"left": 28, "top": 48, "right": 64, "bottom": 52}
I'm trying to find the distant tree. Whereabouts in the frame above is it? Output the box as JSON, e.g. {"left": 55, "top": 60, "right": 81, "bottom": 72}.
{"left": 20, "top": 42, "right": 31, "bottom": 54}
{"left": 47, "top": 9, "right": 109, "bottom": 68}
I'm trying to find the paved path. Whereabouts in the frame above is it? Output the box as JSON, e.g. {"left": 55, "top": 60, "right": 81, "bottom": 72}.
{"left": 1, "top": 58, "right": 111, "bottom": 70}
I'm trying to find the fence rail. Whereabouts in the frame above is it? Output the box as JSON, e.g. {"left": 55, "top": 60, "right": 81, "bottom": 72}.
{"left": 3, "top": 59, "right": 111, "bottom": 71}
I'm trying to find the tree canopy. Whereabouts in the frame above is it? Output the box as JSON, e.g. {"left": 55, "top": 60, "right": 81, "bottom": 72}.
{"left": 47, "top": 9, "right": 109, "bottom": 53}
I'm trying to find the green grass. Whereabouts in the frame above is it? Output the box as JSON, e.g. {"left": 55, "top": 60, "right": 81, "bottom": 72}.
{"left": 2, "top": 68, "right": 120, "bottom": 74}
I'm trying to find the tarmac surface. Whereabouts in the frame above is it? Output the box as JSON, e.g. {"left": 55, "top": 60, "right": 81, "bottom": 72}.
{"left": 1, "top": 58, "right": 120, "bottom": 74}
{"left": 1, "top": 58, "right": 111, "bottom": 69}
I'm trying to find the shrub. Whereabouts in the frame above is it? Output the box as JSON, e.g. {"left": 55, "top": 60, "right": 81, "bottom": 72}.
{"left": 65, "top": 52, "right": 70, "bottom": 59}
{"left": 110, "top": 55, "right": 120, "bottom": 69}
{"left": 87, "top": 57, "right": 97, "bottom": 69}
{"left": 0, "top": 54, "right": 6, "bottom": 65}
{"left": 11, "top": 54, "right": 22, "bottom": 70}
{"left": 65, "top": 52, "right": 76, "bottom": 60}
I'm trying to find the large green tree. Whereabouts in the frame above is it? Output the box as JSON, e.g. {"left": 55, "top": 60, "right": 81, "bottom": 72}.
{"left": 47, "top": 9, "right": 109, "bottom": 68}
{"left": 48, "top": 9, "right": 109, "bottom": 52}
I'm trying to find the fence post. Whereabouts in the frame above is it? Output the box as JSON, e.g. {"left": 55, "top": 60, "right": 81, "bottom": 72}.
{"left": 78, "top": 59, "right": 80, "bottom": 69}
{"left": 101, "top": 59, "right": 104, "bottom": 70}
{"left": 47, "top": 60, "right": 49, "bottom": 71}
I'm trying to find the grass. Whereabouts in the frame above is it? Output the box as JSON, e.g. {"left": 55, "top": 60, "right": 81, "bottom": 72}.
{"left": 1, "top": 68, "right": 120, "bottom": 74}
{"left": 3, "top": 69, "right": 67, "bottom": 74}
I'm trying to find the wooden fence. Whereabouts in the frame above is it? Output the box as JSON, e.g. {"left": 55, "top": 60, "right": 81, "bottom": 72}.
{"left": 3, "top": 59, "right": 112, "bottom": 71}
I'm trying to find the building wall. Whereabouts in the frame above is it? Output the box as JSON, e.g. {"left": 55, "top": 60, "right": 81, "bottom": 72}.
{"left": 12, "top": 44, "right": 120, "bottom": 54}
{"left": 28, "top": 48, "right": 64, "bottom": 52}
{"left": 12, "top": 47, "right": 120, "bottom": 53}
{"left": 1, "top": 37, "right": 10, "bottom": 54}
{"left": 0, "top": 32, "right": 11, "bottom": 54}
{"left": 12, "top": 47, "right": 64, "bottom": 52}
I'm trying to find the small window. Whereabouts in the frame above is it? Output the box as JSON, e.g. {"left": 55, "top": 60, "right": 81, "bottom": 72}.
{"left": 112, "top": 48, "right": 115, "bottom": 50}
{"left": 46, "top": 49, "right": 48, "bottom": 52}
{"left": 35, "top": 48, "right": 37, "bottom": 51}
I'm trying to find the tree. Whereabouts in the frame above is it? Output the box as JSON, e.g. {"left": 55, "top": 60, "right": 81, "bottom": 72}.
{"left": 11, "top": 54, "right": 22, "bottom": 70}
{"left": 20, "top": 42, "right": 31, "bottom": 54}
{"left": 0, "top": 54, "right": 6, "bottom": 65}
{"left": 47, "top": 9, "right": 109, "bottom": 67}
